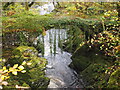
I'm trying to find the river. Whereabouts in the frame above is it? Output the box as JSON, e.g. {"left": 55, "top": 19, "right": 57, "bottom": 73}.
{"left": 37, "top": 29, "right": 83, "bottom": 88}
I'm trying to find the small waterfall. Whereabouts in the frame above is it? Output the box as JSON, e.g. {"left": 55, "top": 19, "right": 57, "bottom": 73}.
{"left": 36, "top": 2, "right": 55, "bottom": 15}
{"left": 37, "top": 29, "right": 83, "bottom": 88}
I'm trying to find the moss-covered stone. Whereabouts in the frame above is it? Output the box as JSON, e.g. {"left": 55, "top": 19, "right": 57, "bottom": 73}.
{"left": 70, "top": 45, "right": 98, "bottom": 71}
{"left": 6, "top": 46, "right": 50, "bottom": 89}
{"left": 70, "top": 43, "right": 120, "bottom": 88}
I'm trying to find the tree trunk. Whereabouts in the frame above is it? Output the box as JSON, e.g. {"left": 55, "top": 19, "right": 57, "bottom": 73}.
{"left": 25, "top": 2, "right": 29, "bottom": 11}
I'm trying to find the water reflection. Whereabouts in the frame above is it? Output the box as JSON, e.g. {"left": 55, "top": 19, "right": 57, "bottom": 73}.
{"left": 37, "top": 29, "right": 82, "bottom": 88}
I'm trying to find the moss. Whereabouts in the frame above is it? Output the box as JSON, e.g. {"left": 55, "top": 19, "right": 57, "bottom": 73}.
{"left": 70, "top": 44, "right": 118, "bottom": 88}
{"left": 70, "top": 56, "right": 91, "bottom": 71}
{"left": 70, "top": 45, "right": 96, "bottom": 71}
{"left": 6, "top": 46, "right": 49, "bottom": 89}
{"left": 13, "top": 46, "right": 37, "bottom": 54}
{"left": 22, "top": 83, "right": 30, "bottom": 87}
{"left": 81, "top": 62, "right": 109, "bottom": 88}
{"left": 107, "top": 68, "right": 120, "bottom": 88}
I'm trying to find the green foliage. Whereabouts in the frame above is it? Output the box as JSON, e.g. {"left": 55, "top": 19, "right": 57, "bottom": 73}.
{"left": 107, "top": 67, "right": 120, "bottom": 88}
{"left": 69, "top": 9, "right": 119, "bottom": 88}
{"left": 0, "top": 58, "right": 27, "bottom": 89}
{"left": 87, "top": 8, "right": 120, "bottom": 58}
{"left": 90, "top": 30, "right": 120, "bottom": 58}
{"left": 5, "top": 46, "right": 49, "bottom": 88}
{"left": 72, "top": 45, "right": 119, "bottom": 88}
{"left": 2, "top": 6, "right": 53, "bottom": 34}
{"left": 55, "top": 2, "right": 119, "bottom": 19}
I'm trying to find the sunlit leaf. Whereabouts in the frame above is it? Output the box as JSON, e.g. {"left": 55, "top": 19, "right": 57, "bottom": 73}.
{"left": 27, "top": 62, "right": 32, "bottom": 66}
{"left": 18, "top": 65, "right": 24, "bottom": 70}
{"left": 42, "top": 31, "right": 46, "bottom": 36}
{"left": 0, "top": 69, "right": 3, "bottom": 73}
{"left": 21, "top": 70, "right": 26, "bottom": 73}
{"left": 3, "top": 66, "right": 6, "bottom": 70}
{"left": 3, "top": 70, "right": 8, "bottom": 73}
{"left": 13, "top": 64, "right": 18, "bottom": 69}
{"left": 12, "top": 71, "right": 17, "bottom": 75}
{"left": 22, "top": 61, "right": 26, "bottom": 65}
{"left": 1, "top": 75, "right": 5, "bottom": 80}
{"left": 9, "top": 67, "right": 14, "bottom": 71}
{"left": 0, "top": 59, "right": 2, "bottom": 62}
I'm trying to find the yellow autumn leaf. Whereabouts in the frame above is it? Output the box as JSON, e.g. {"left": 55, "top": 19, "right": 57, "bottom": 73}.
{"left": 3, "top": 70, "right": 8, "bottom": 73}
{"left": 13, "top": 64, "right": 18, "bottom": 69}
{"left": 27, "top": 62, "right": 32, "bottom": 66}
{"left": 21, "top": 70, "right": 26, "bottom": 73}
{"left": 12, "top": 71, "right": 17, "bottom": 75}
{"left": 1, "top": 75, "right": 5, "bottom": 80}
{"left": 0, "top": 58, "right": 2, "bottom": 62}
{"left": 9, "top": 67, "right": 14, "bottom": 71}
{"left": 22, "top": 61, "right": 26, "bottom": 65}
{"left": 42, "top": 30, "right": 46, "bottom": 36}
{"left": 18, "top": 65, "right": 24, "bottom": 70}
{"left": 3, "top": 66, "right": 6, "bottom": 70}
{"left": 0, "top": 69, "right": 3, "bottom": 72}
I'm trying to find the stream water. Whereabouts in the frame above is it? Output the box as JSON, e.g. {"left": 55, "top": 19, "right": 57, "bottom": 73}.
{"left": 37, "top": 29, "right": 83, "bottom": 88}
{"left": 36, "top": 2, "right": 55, "bottom": 15}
